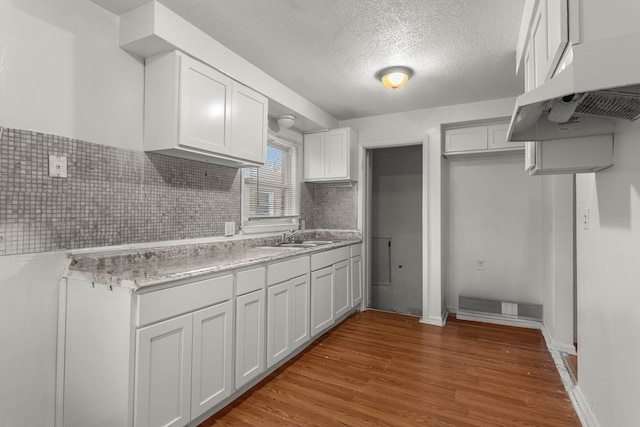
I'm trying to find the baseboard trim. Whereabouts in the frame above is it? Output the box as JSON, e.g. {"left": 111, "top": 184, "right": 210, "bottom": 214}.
{"left": 572, "top": 385, "right": 600, "bottom": 427}
{"left": 420, "top": 306, "right": 448, "bottom": 327}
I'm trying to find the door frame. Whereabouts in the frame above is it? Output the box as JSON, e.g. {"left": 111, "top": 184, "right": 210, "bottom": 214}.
{"left": 356, "top": 136, "right": 445, "bottom": 326}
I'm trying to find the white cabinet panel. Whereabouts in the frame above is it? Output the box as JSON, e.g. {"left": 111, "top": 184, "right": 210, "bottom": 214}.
{"left": 230, "top": 82, "right": 267, "bottom": 164}
{"left": 334, "top": 260, "right": 350, "bottom": 319}
{"left": 303, "top": 132, "right": 325, "bottom": 181}
{"left": 445, "top": 126, "right": 488, "bottom": 152}
{"left": 291, "top": 274, "right": 311, "bottom": 350}
{"left": 135, "top": 314, "right": 193, "bottom": 427}
{"left": 235, "top": 289, "right": 265, "bottom": 388}
{"left": 191, "top": 301, "right": 233, "bottom": 419}
{"left": 311, "top": 266, "right": 334, "bottom": 337}
{"left": 266, "top": 281, "right": 292, "bottom": 368}
{"left": 488, "top": 123, "right": 525, "bottom": 150}
{"left": 180, "top": 55, "right": 232, "bottom": 154}
{"left": 325, "top": 130, "right": 348, "bottom": 178}
{"left": 351, "top": 254, "right": 363, "bottom": 308}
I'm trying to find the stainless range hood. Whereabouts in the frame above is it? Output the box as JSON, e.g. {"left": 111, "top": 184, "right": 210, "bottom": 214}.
{"left": 508, "top": 32, "right": 640, "bottom": 142}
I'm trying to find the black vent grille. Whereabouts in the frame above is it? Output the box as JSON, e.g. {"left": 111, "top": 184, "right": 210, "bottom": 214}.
{"left": 576, "top": 91, "right": 640, "bottom": 120}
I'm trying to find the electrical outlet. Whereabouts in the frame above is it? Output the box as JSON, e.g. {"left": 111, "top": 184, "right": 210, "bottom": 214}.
{"left": 224, "top": 222, "right": 235, "bottom": 237}
{"left": 476, "top": 260, "right": 485, "bottom": 271}
{"left": 48, "top": 155, "right": 68, "bottom": 178}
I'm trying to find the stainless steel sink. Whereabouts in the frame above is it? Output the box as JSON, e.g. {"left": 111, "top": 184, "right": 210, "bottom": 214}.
{"left": 266, "top": 240, "right": 335, "bottom": 248}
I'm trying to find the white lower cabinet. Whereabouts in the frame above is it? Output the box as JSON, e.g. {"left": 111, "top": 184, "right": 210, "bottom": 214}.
{"left": 351, "top": 254, "right": 363, "bottom": 308}
{"left": 266, "top": 273, "right": 311, "bottom": 368}
{"left": 60, "top": 244, "right": 359, "bottom": 427}
{"left": 267, "top": 281, "right": 292, "bottom": 367}
{"left": 291, "top": 274, "right": 311, "bottom": 350}
{"left": 334, "top": 260, "right": 351, "bottom": 318}
{"left": 134, "top": 299, "right": 234, "bottom": 427}
{"left": 135, "top": 314, "right": 193, "bottom": 427}
{"left": 191, "top": 301, "right": 234, "bottom": 419}
{"left": 235, "top": 288, "right": 266, "bottom": 389}
{"left": 311, "top": 266, "right": 335, "bottom": 336}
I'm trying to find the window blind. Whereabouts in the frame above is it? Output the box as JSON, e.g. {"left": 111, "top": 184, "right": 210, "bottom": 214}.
{"left": 242, "top": 138, "right": 299, "bottom": 222}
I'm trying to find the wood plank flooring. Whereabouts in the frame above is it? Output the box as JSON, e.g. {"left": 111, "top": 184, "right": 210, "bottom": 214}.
{"left": 200, "top": 311, "right": 580, "bottom": 426}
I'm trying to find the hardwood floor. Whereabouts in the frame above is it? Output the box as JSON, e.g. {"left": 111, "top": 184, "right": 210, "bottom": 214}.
{"left": 200, "top": 311, "right": 580, "bottom": 426}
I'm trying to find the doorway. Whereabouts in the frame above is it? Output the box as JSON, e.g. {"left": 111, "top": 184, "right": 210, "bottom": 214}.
{"left": 369, "top": 145, "right": 423, "bottom": 316}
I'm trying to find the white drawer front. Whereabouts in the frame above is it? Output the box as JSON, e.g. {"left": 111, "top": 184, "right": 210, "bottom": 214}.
{"left": 267, "top": 256, "right": 310, "bottom": 286}
{"left": 311, "top": 246, "right": 350, "bottom": 271}
{"left": 236, "top": 267, "right": 266, "bottom": 295}
{"left": 137, "top": 274, "right": 233, "bottom": 326}
{"left": 350, "top": 243, "right": 362, "bottom": 257}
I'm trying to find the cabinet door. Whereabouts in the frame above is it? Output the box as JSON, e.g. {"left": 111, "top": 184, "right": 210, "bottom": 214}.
{"left": 191, "top": 300, "right": 233, "bottom": 419}
{"left": 488, "top": 123, "right": 524, "bottom": 150}
{"left": 334, "top": 260, "right": 351, "bottom": 318}
{"left": 266, "top": 281, "right": 292, "bottom": 369}
{"left": 235, "top": 289, "right": 265, "bottom": 389}
{"left": 530, "top": 0, "right": 569, "bottom": 87}
{"left": 291, "top": 273, "right": 311, "bottom": 351}
{"left": 230, "top": 82, "right": 267, "bottom": 164}
{"left": 445, "top": 126, "right": 488, "bottom": 153}
{"left": 179, "top": 55, "right": 233, "bottom": 155}
{"left": 324, "top": 129, "right": 348, "bottom": 179}
{"left": 304, "top": 132, "right": 325, "bottom": 181}
{"left": 351, "top": 255, "right": 363, "bottom": 308}
{"left": 311, "top": 266, "right": 334, "bottom": 337}
{"left": 135, "top": 314, "right": 192, "bottom": 427}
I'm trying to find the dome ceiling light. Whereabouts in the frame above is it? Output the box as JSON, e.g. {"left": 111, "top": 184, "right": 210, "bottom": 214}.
{"left": 376, "top": 66, "right": 414, "bottom": 89}
{"left": 277, "top": 114, "right": 296, "bottom": 129}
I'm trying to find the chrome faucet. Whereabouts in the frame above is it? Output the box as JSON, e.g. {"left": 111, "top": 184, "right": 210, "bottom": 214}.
{"left": 281, "top": 229, "right": 303, "bottom": 243}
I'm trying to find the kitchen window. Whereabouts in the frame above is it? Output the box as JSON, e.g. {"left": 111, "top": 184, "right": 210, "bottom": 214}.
{"left": 241, "top": 136, "right": 299, "bottom": 233}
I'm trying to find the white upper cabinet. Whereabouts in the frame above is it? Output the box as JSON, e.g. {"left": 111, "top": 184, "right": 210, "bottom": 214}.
{"left": 144, "top": 50, "right": 267, "bottom": 168}
{"left": 519, "top": 0, "right": 570, "bottom": 92}
{"left": 444, "top": 122, "right": 524, "bottom": 156}
{"left": 304, "top": 127, "right": 358, "bottom": 182}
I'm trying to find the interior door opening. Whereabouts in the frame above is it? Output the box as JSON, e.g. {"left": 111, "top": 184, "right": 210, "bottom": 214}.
{"left": 368, "top": 145, "right": 423, "bottom": 316}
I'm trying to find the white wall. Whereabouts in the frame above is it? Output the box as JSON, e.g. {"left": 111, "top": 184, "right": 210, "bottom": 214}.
{"left": 0, "top": 0, "right": 144, "bottom": 149}
{"left": 0, "top": 1, "right": 144, "bottom": 424}
{"left": 575, "top": 119, "right": 640, "bottom": 426}
{"left": 446, "top": 155, "right": 543, "bottom": 308}
{"left": 342, "top": 97, "right": 516, "bottom": 324}
{"left": 541, "top": 175, "right": 575, "bottom": 350}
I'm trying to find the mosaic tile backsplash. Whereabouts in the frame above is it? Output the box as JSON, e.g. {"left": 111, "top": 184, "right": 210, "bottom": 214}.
{"left": 301, "top": 182, "right": 358, "bottom": 230}
{"left": 1, "top": 127, "right": 359, "bottom": 256}
{"left": 0, "top": 127, "right": 240, "bottom": 255}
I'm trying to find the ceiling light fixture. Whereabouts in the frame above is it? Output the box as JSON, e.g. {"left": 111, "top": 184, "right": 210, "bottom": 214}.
{"left": 277, "top": 114, "right": 296, "bottom": 129}
{"left": 376, "top": 66, "right": 414, "bottom": 89}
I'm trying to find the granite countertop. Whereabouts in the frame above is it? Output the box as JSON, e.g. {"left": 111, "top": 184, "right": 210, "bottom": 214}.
{"left": 64, "top": 230, "right": 361, "bottom": 289}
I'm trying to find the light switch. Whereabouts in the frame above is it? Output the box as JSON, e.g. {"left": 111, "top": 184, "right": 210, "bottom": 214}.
{"left": 583, "top": 208, "right": 590, "bottom": 230}
{"left": 49, "top": 155, "right": 68, "bottom": 178}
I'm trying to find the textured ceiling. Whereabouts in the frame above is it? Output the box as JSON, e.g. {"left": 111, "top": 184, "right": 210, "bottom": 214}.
{"left": 92, "top": 0, "right": 525, "bottom": 121}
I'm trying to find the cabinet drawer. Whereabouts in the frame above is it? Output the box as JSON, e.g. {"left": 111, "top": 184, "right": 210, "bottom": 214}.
{"left": 350, "top": 244, "right": 362, "bottom": 257}
{"left": 267, "top": 256, "right": 310, "bottom": 286}
{"left": 311, "top": 247, "right": 350, "bottom": 271}
{"left": 236, "top": 267, "right": 266, "bottom": 295}
{"left": 136, "top": 274, "right": 233, "bottom": 326}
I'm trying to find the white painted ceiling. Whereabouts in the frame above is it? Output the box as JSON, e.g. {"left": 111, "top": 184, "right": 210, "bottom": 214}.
{"left": 92, "top": 0, "right": 525, "bottom": 123}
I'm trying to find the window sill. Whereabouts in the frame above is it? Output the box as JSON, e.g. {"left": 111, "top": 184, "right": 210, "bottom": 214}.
{"left": 240, "top": 217, "right": 300, "bottom": 235}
